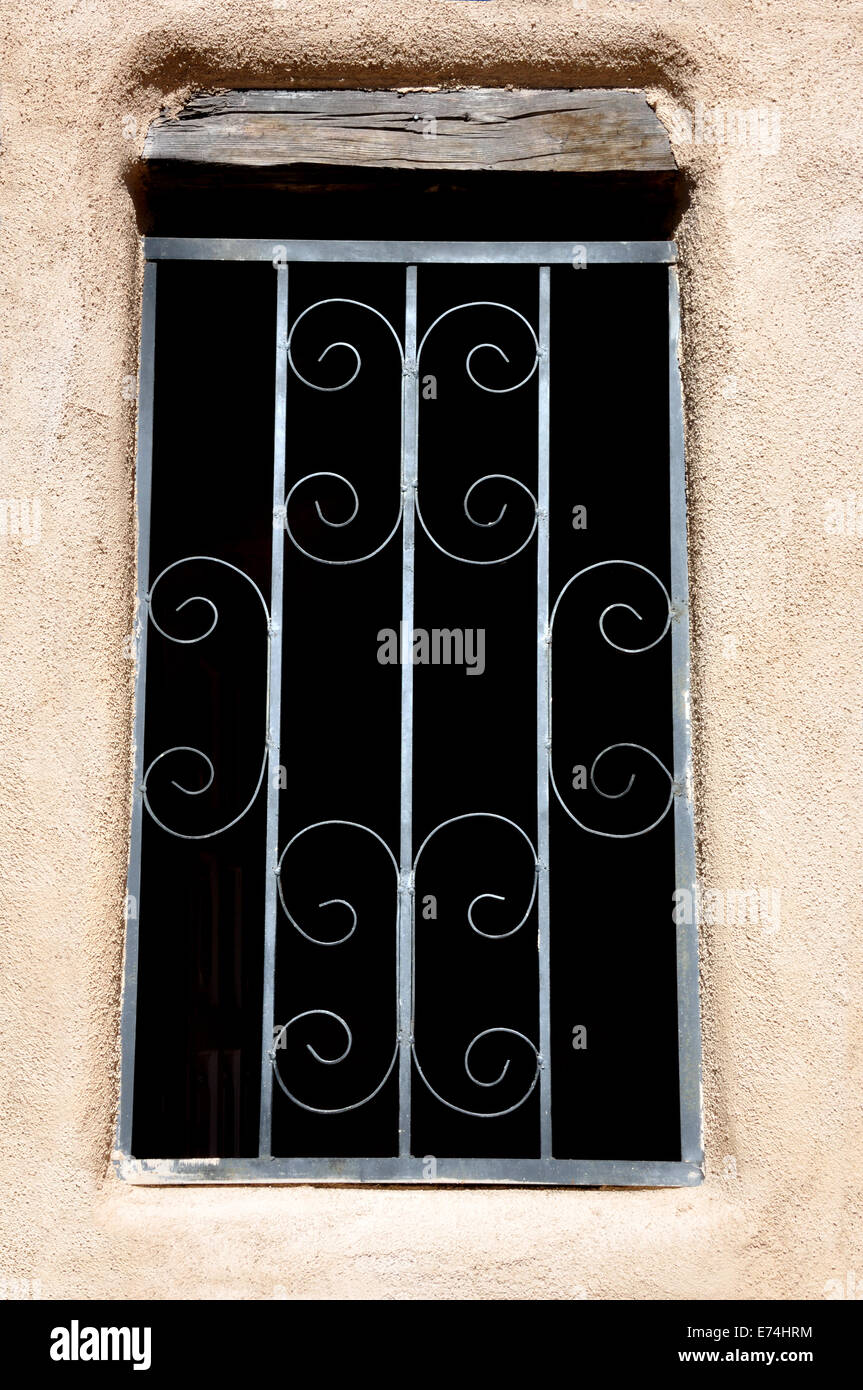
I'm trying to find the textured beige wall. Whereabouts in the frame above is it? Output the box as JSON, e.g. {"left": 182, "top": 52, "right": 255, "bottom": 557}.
{"left": 0, "top": 0, "right": 861, "bottom": 1300}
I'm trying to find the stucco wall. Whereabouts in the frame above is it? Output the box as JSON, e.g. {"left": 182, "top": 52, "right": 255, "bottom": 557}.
{"left": 0, "top": 0, "right": 860, "bottom": 1300}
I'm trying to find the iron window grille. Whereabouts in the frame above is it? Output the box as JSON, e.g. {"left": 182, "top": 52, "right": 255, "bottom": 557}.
{"left": 115, "top": 238, "right": 702, "bottom": 1186}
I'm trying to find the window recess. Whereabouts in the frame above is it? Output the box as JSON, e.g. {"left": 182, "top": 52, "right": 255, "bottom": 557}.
{"left": 116, "top": 87, "right": 700, "bottom": 1187}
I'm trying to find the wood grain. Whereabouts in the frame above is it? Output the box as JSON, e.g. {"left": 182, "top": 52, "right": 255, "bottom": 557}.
{"left": 144, "top": 89, "right": 676, "bottom": 175}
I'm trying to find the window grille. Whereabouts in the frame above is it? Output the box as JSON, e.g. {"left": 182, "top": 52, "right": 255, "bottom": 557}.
{"left": 116, "top": 239, "right": 702, "bottom": 1186}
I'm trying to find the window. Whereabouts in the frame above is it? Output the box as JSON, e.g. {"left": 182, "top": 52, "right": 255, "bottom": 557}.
{"left": 117, "top": 235, "right": 701, "bottom": 1185}
{"left": 117, "top": 88, "right": 701, "bottom": 1185}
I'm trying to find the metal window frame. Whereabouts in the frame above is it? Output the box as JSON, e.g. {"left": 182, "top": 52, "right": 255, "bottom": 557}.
{"left": 114, "top": 238, "right": 702, "bottom": 1188}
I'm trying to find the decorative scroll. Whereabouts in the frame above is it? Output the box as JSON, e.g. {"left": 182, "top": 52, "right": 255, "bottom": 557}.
{"left": 412, "top": 1028, "right": 541, "bottom": 1120}
{"left": 270, "top": 1012, "right": 399, "bottom": 1116}
{"left": 142, "top": 556, "right": 269, "bottom": 840}
{"left": 271, "top": 821, "right": 399, "bottom": 1113}
{"left": 548, "top": 560, "right": 675, "bottom": 838}
{"left": 414, "top": 303, "right": 540, "bottom": 564}
{"left": 411, "top": 813, "right": 541, "bottom": 1118}
{"left": 284, "top": 299, "right": 405, "bottom": 564}
{"left": 413, "top": 812, "right": 538, "bottom": 941}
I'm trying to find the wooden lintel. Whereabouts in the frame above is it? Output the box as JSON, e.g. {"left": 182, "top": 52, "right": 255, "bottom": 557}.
{"left": 143, "top": 89, "right": 677, "bottom": 177}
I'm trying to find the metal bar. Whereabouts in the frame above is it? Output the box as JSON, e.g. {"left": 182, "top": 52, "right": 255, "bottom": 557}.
{"left": 145, "top": 238, "right": 677, "bottom": 266}
{"left": 258, "top": 265, "right": 289, "bottom": 1158}
{"left": 398, "top": 266, "right": 419, "bottom": 1157}
{"left": 536, "top": 267, "right": 553, "bottom": 1159}
{"left": 115, "top": 1154, "right": 703, "bottom": 1187}
{"left": 116, "top": 260, "right": 158, "bottom": 1158}
{"left": 668, "top": 266, "right": 703, "bottom": 1168}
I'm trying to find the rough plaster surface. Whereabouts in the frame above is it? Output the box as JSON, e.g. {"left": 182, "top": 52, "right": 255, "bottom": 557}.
{"left": 0, "top": 1, "right": 860, "bottom": 1301}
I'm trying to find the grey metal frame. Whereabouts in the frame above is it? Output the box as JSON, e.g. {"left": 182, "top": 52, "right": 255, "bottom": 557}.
{"left": 115, "top": 238, "right": 702, "bottom": 1187}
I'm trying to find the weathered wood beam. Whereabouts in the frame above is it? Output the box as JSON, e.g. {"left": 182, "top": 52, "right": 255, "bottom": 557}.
{"left": 144, "top": 89, "right": 676, "bottom": 176}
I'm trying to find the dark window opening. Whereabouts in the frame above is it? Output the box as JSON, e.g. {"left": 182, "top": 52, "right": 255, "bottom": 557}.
{"left": 122, "top": 146, "right": 700, "bottom": 1185}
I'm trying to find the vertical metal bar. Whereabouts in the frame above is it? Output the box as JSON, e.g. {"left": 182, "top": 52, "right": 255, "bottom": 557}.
{"left": 116, "top": 258, "right": 158, "bottom": 1158}
{"left": 668, "top": 266, "right": 703, "bottom": 1167}
{"left": 536, "top": 266, "right": 553, "bottom": 1159}
{"left": 398, "top": 266, "right": 419, "bottom": 1157}
{"left": 258, "top": 264, "right": 289, "bottom": 1158}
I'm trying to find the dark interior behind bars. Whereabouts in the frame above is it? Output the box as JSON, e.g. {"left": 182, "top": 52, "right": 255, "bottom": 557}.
{"left": 131, "top": 226, "right": 680, "bottom": 1163}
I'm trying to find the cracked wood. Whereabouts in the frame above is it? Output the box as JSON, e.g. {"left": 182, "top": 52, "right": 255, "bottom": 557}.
{"left": 143, "top": 89, "right": 676, "bottom": 175}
